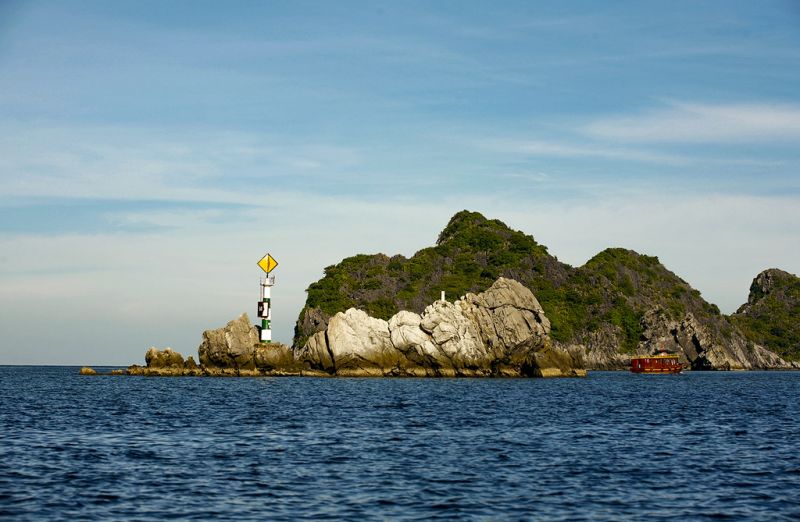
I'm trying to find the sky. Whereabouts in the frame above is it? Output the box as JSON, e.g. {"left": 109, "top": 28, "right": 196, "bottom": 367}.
{"left": 1, "top": 0, "right": 799, "bottom": 365}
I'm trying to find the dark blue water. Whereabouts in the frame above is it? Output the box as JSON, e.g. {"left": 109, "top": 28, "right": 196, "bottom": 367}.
{"left": 1, "top": 368, "right": 799, "bottom": 521}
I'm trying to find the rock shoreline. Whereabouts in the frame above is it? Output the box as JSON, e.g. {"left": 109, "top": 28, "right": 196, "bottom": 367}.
{"left": 102, "top": 277, "right": 588, "bottom": 378}
{"left": 82, "top": 275, "right": 797, "bottom": 378}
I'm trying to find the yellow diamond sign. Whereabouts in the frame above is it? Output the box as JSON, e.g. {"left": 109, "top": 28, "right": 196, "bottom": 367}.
{"left": 257, "top": 253, "right": 279, "bottom": 274}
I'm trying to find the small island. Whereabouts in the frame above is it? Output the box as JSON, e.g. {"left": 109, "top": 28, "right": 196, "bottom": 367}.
{"left": 102, "top": 210, "right": 798, "bottom": 378}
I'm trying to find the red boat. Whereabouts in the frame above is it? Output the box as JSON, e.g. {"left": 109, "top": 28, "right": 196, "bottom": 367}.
{"left": 630, "top": 354, "right": 683, "bottom": 374}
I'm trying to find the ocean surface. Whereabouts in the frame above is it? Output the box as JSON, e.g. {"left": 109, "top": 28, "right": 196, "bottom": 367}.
{"left": 1, "top": 367, "right": 799, "bottom": 521}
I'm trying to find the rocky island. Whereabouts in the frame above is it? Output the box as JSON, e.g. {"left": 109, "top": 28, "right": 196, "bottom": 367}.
{"left": 111, "top": 210, "right": 798, "bottom": 377}
{"left": 127, "top": 277, "right": 586, "bottom": 377}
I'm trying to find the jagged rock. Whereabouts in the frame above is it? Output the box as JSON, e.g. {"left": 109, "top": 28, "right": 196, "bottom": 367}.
{"left": 79, "top": 366, "right": 96, "bottom": 375}
{"left": 198, "top": 313, "right": 260, "bottom": 370}
{"left": 295, "top": 307, "right": 330, "bottom": 346}
{"left": 325, "top": 309, "right": 404, "bottom": 376}
{"left": 732, "top": 268, "right": 800, "bottom": 364}
{"left": 130, "top": 313, "right": 299, "bottom": 376}
{"left": 736, "top": 269, "right": 784, "bottom": 315}
{"left": 254, "top": 342, "right": 299, "bottom": 372}
{"left": 123, "top": 277, "right": 585, "bottom": 378}
{"left": 461, "top": 278, "right": 550, "bottom": 354}
{"left": 420, "top": 300, "right": 486, "bottom": 369}
{"left": 295, "top": 330, "right": 334, "bottom": 372}
{"left": 296, "top": 277, "right": 585, "bottom": 377}
{"left": 145, "top": 347, "right": 185, "bottom": 368}
{"left": 388, "top": 311, "right": 441, "bottom": 374}
{"left": 575, "top": 326, "right": 632, "bottom": 370}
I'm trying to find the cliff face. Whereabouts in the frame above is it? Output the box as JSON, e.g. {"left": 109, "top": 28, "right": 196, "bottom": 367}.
{"left": 295, "top": 210, "right": 797, "bottom": 370}
{"left": 296, "top": 277, "right": 584, "bottom": 377}
{"left": 731, "top": 269, "right": 800, "bottom": 362}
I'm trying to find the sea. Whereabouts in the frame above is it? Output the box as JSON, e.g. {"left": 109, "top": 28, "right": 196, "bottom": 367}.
{"left": 1, "top": 367, "right": 799, "bottom": 521}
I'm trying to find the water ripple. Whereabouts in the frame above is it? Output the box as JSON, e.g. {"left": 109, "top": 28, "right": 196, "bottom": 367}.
{"left": 1, "top": 368, "right": 799, "bottom": 520}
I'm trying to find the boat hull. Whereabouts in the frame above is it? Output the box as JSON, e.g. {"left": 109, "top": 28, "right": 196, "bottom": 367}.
{"left": 631, "top": 367, "right": 682, "bottom": 374}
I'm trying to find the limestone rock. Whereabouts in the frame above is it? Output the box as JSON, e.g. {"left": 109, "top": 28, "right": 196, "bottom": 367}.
{"left": 198, "top": 313, "right": 260, "bottom": 370}
{"left": 325, "top": 309, "right": 403, "bottom": 375}
{"left": 123, "top": 277, "right": 585, "bottom": 378}
{"left": 145, "top": 347, "right": 185, "bottom": 368}
{"left": 295, "top": 307, "right": 330, "bottom": 346}
{"left": 575, "top": 325, "right": 632, "bottom": 370}
{"left": 294, "top": 330, "right": 334, "bottom": 372}
{"left": 638, "top": 307, "right": 794, "bottom": 370}
{"left": 461, "top": 278, "right": 550, "bottom": 356}
{"left": 79, "top": 366, "right": 97, "bottom": 375}
{"left": 732, "top": 268, "right": 800, "bottom": 364}
{"left": 295, "top": 277, "right": 585, "bottom": 377}
{"left": 736, "top": 268, "right": 784, "bottom": 315}
{"left": 388, "top": 311, "right": 440, "bottom": 374}
{"left": 420, "top": 300, "right": 486, "bottom": 368}
{"left": 254, "top": 342, "right": 299, "bottom": 372}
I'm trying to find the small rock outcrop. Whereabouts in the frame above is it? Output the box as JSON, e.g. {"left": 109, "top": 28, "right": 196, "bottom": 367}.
{"left": 79, "top": 366, "right": 97, "bottom": 375}
{"left": 197, "top": 313, "right": 299, "bottom": 374}
{"left": 145, "top": 347, "right": 185, "bottom": 368}
{"left": 198, "top": 314, "right": 261, "bottom": 369}
{"left": 129, "top": 316, "right": 299, "bottom": 376}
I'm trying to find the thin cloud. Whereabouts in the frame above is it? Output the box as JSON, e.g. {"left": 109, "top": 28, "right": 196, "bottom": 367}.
{"left": 583, "top": 101, "right": 800, "bottom": 143}
{"left": 485, "top": 138, "right": 689, "bottom": 164}
{"left": 500, "top": 171, "right": 550, "bottom": 182}
{"left": 0, "top": 124, "right": 363, "bottom": 204}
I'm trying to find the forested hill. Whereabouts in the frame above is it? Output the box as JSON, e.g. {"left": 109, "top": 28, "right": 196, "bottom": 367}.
{"left": 294, "top": 210, "right": 798, "bottom": 362}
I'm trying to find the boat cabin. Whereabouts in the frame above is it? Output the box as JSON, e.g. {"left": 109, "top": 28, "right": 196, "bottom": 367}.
{"left": 630, "top": 354, "right": 682, "bottom": 374}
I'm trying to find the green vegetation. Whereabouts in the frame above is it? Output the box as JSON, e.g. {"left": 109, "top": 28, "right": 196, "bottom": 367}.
{"left": 294, "top": 210, "right": 794, "bottom": 360}
{"left": 731, "top": 269, "right": 800, "bottom": 361}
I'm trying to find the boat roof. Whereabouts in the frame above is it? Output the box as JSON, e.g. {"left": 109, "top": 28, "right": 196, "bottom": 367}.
{"left": 631, "top": 354, "right": 680, "bottom": 359}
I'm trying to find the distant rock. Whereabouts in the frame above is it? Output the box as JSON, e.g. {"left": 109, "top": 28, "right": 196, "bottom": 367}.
{"left": 732, "top": 268, "right": 800, "bottom": 364}
{"left": 637, "top": 307, "right": 794, "bottom": 370}
{"left": 145, "top": 347, "right": 185, "bottom": 368}
{"left": 572, "top": 306, "right": 797, "bottom": 371}
{"left": 79, "top": 366, "right": 96, "bottom": 375}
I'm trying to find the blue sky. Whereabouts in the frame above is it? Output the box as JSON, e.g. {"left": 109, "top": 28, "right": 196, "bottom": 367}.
{"left": 1, "top": 1, "right": 799, "bottom": 364}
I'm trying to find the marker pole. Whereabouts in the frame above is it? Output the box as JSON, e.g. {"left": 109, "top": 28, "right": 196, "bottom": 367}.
{"left": 258, "top": 274, "right": 275, "bottom": 343}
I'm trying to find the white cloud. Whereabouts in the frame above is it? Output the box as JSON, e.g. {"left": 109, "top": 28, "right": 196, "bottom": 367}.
{"left": 583, "top": 101, "right": 800, "bottom": 143}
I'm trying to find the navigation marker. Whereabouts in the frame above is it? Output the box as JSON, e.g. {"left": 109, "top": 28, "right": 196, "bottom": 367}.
{"left": 256, "top": 253, "right": 279, "bottom": 343}
{"left": 257, "top": 253, "right": 279, "bottom": 274}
